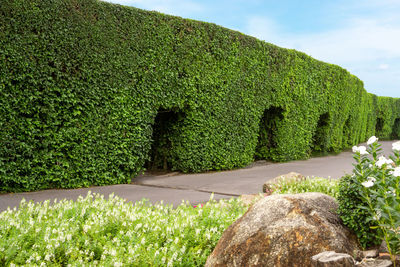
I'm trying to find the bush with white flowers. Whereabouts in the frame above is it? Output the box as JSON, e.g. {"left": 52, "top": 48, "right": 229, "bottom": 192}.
{"left": 339, "top": 137, "right": 400, "bottom": 259}
{"left": 0, "top": 193, "right": 247, "bottom": 266}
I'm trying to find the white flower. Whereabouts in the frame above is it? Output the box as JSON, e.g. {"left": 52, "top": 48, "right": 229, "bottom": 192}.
{"left": 359, "top": 146, "right": 368, "bottom": 155}
{"left": 362, "top": 177, "right": 376, "bottom": 188}
{"left": 392, "top": 141, "right": 400, "bottom": 151}
{"left": 376, "top": 156, "right": 389, "bottom": 168}
{"left": 390, "top": 167, "right": 400, "bottom": 177}
{"left": 83, "top": 225, "right": 90, "bottom": 233}
{"left": 353, "top": 146, "right": 369, "bottom": 155}
{"left": 387, "top": 190, "right": 396, "bottom": 196}
{"left": 373, "top": 209, "right": 382, "bottom": 221}
{"left": 367, "top": 136, "right": 378, "bottom": 145}
{"left": 362, "top": 180, "right": 374, "bottom": 187}
{"left": 110, "top": 249, "right": 117, "bottom": 256}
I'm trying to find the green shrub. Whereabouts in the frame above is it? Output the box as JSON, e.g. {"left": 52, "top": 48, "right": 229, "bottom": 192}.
{"left": 338, "top": 139, "right": 400, "bottom": 255}
{"left": 271, "top": 177, "right": 339, "bottom": 198}
{"left": 1, "top": 0, "right": 399, "bottom": 191}
{"left": 337, "top": 174, "right": 381, "bottom": 248}
{"left": 0, "top": 192, "right": 247, "bottom": 266}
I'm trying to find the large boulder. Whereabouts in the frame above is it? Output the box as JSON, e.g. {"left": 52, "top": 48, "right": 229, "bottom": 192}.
{"left": 206, "top": 193, "right": 360, "bottom": 267}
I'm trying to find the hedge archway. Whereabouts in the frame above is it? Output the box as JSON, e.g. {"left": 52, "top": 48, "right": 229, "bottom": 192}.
{"left": 312, "top": 112, "right": 330, "bottom": 155}
{"left": 375, "top": 117, "right": 384, "bottom": 137}
{"left": 255, "top": 107, "right": 285, "bottom": 160}
{"left": 146, "top": 108, "right": 186, "bottom": 171}
{"left": 391, "top": 118, "right": 400, "bottom": 140}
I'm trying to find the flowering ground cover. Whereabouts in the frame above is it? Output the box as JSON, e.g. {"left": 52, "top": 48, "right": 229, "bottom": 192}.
{"left": 0, "top": 178, "right": 339, "bottom": 267}
{"left": 0, "top": 193, "right": 246, "bottom": 266}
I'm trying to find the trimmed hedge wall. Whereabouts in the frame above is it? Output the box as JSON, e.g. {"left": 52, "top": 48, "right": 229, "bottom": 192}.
{"left": 1, "top": 0, "right": 399, "bottom": 191}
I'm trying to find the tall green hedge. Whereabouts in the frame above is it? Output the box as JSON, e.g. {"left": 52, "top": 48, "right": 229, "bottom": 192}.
{"left": 1, "top": 0, "right": 399, "bottom": 191}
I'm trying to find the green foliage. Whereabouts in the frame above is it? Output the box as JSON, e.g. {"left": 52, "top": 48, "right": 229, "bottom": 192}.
{"left": 391, "top": 118, "right": 400, "bottom": 139}
{"left": 338, "top": 140, "right": 400, "bottom": 256}
{"left": 0, "top": 192, "right": 247, "bottom": 266}
{"left": 1, "top": 0, "right": 399, "bottom": 191}
{"left": 271, "top": 177, "right": 339, "bottom": 198}
{"left": 337, "top": 174, "right": 381, "bottom": 248}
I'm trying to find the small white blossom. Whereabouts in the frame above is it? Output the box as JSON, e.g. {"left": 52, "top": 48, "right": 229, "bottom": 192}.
{"left": 362, "top": 177, "right": 376, "bottom": 188}
{"left": 83, "top": 225, "right": 90, "bottom": 233}
{"left": 387, "top": 190, "right": 396, "bottom": 196}
{"left": 110, "top": 249, "right": 117, "bottom": 256}
{"left": 353, "top": 146, "right": 368, "bottom": 155}
{"left": 390, "top": 167, "right": 400, "bottom": 177}
{"left": 373, "top": 209, "right": 382, "bottom": 221}
{"left": 367, "top": 136, "right": 378, "bottom": 145}
{"left": 392, "top": 141, "right": 400, "bottom": 151}
{"left": 375, "top": 156, "right": 393, "bottom": 168}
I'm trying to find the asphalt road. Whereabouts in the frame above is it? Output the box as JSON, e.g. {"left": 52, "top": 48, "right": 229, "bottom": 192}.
{"left": 0, "top": 140, "right": 396, "bottom": 212}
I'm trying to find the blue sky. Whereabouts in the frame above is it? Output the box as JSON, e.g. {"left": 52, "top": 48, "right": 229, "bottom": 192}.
{"left": 104, "top": 0, "right": 400, "bottom": 98}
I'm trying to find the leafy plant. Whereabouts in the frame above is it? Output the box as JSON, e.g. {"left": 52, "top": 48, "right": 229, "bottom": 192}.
{"left": 271, "top": 177, "right": 339, "bottom": 198}
{"left": 337, "top": 174, "right": 381, "bottom": 248}
{"left": 0, "top": 192, "right": 247, "bottom": 266}
{"left": 338, "top": 136, "right": 400, "bottom": 260}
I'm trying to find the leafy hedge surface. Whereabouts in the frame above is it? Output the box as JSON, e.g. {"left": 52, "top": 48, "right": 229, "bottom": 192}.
{"left": 1, "top": 0, "right": 400, "bottom": 191}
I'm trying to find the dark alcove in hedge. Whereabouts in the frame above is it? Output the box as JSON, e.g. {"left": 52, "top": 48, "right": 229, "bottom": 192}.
{"left": 375, "top": 117, "right": 384, "bottom": 137}
{"left": 391, "top": 118, "right": 400, "bottom": 139}
{"left": 255, "top": 107, "right": 285, "bottom": 160}
{"left": 342, "top": 116, "right": 352, "bottom": 148}
{"left": 312, "top": 112, "right": 331, "bottom": 154}
{"left": 146, "top": 108, "right": 186, "bottom": 171}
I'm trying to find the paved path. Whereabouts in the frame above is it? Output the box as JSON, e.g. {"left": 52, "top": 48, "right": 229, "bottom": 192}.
{"left": 0, "top": 141, "right": 396, "bottom": 212}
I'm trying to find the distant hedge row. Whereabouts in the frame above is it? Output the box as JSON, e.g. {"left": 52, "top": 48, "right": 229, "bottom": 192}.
{"left": 1, "top": 0, "right": 399, "bottom": 192}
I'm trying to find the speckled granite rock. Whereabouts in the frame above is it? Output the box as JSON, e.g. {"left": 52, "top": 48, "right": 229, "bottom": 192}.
{"left": 311, "top": 251, "right": 355, "bottom": 267}
{"left": 205, "top": 193, "right": 360, "bottom": 267}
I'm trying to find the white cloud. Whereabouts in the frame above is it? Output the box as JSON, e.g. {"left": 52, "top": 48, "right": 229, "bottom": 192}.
{"left": 245, "top": 13, "right": 400, "bottom": 97}
{"left": 378, "top": 64, "right": 389, "bottom": 70}
{"left": 247, "top": 16, "right": 280, "bottom": 42}
{"left": 246, "top": 17, "right": 400, "bottom": 64}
